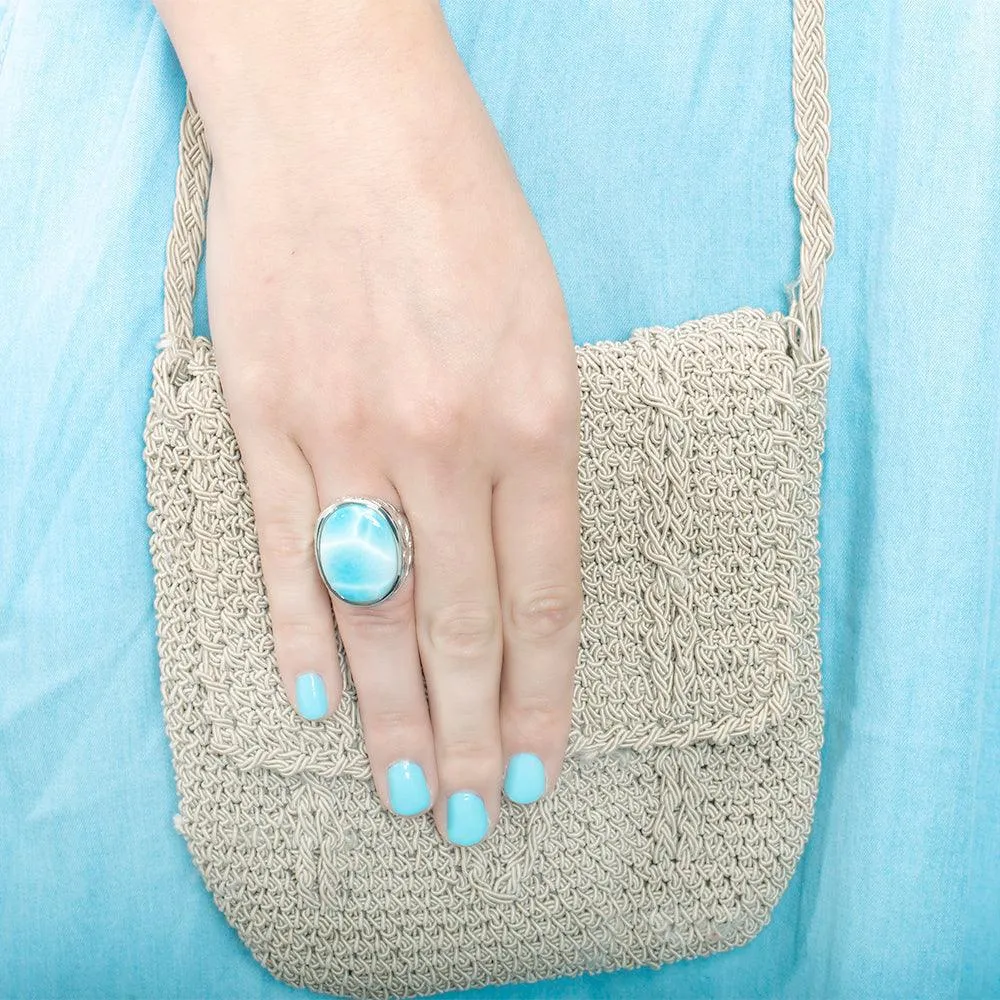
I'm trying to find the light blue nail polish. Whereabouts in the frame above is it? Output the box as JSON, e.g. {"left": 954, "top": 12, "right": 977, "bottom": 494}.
{"left": 295, "top": 672, "right": 328, "bottom": 720}
{"left": 387, "top": 761, "right": 431, "bottom": 816}
{"left": 447, "top": 792, "right": 489, "bottom": 846}
{"left": 504, "top": 752, "right": 547, "bottom": 805}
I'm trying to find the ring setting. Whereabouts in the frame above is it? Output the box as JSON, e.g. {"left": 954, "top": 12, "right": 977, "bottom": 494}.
{"left": 314, "top": 497, "right": 413, "bottom": 607}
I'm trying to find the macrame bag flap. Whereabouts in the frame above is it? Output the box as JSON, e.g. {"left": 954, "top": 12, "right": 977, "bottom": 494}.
{"left": 144, "top": 0, "right": 832, "bottom": 995}
{"left": 151, "top": 306, "right": 824, "bottom": 781}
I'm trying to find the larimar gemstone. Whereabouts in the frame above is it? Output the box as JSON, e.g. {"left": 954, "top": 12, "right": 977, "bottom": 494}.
{"left": 316, "top": 502, "right": 401, "bottom": 605}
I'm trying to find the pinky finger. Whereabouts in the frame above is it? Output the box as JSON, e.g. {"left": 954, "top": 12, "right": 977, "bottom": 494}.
{"left": 240, "top": 428, "right": 343, "bottom": 721}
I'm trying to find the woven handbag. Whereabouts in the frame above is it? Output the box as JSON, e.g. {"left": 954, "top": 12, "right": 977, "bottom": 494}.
{"left": 144, "top": 1, "right": 833, "bottom": 996}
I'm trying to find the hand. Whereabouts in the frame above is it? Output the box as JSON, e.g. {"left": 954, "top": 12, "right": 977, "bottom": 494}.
{"left": 157, "top": 0, "right": 583, "bottom": 846}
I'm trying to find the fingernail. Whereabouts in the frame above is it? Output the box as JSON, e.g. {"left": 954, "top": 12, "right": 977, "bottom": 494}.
{"left": 446, "top": 792, "right": 489, "bottom": 846}
{"left": 386, "top": 760, "right": 432, "bottom": 816}
{"left": 503, "top": 752, "right": 547, "bottom": 805}
{"left": 295, "top": 672, "right": 328, "bottom": 720}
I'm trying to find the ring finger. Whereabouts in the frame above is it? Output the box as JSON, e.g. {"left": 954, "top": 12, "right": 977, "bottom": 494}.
{"left": 310, "top": 456, "right": 438, "bottom": 821}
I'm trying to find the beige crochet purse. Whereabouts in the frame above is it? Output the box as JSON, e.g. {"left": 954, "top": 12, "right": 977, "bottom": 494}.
{"left": 144, "top": 1, "right": 832, "bottom": 996}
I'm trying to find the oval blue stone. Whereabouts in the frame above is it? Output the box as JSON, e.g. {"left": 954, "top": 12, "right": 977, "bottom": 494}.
{"left": 316, "top": 502, "right": 402, "bottom": 605}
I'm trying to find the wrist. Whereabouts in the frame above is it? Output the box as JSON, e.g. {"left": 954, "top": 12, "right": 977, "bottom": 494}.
{"left": 155, "top": 0, "right": 452, "bottom": 156}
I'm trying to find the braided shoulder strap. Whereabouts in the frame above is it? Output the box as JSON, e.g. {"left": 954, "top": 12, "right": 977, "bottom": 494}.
{"left": 162, "top": 0, "right": 832, "bottom": 362}
{"left": 790, "top": 0, "right": 834, "bottom": 362}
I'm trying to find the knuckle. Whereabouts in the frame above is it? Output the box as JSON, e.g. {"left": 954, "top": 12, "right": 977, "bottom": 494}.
{"left": 362, "top": 706, "right": 425, "bottom": 744}
{"left": 324, "top": 394, "right": 370, "bottom": 438}
{"left": 439, "top": 733, "right": 495, "bottom": 759}
{"left": 271, "top": 611, "right": 328, "bottom": 659}
{"left": 397, "top": 395, "right": 468, "bottom": 452}
{"left": 436, "top": 734, "right": 501, "bottom": 774}
{"left": 258, "top": 516, "right": 312, "bottom": 565}
{"left": 507, "top": 391, "right": 579, "bottom": 453}
{"left": 425, "top": 603, "right": 500, "bottom": 660}
{"left": 507, "top": 694, "right": 569, "bottom": 737}
{"left": 223, "top": 360, "right": 282, "bottom": 415}
{"left": 508, "top": 584, "right": 582, "bottom": 640}
{"left": 339, "top": 594, "right": 415, "bottom": 636}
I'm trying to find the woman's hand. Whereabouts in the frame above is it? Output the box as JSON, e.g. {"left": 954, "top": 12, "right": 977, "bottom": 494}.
{"left": 156, "top": 0, "right": 583, "bottom": 846}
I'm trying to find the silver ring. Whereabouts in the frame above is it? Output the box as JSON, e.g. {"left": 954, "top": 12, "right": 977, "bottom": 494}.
{"left": 314, "top": 496, "right": 413, "bottom": 607}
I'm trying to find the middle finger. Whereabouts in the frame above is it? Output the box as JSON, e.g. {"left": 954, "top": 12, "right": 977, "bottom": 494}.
{"left": 402, "top": 464, "right": 503, "bottom": 847}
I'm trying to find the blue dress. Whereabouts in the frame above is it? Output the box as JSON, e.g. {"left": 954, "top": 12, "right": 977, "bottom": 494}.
{"left": 1, "top": 1, "right": 997, "bottom": 997}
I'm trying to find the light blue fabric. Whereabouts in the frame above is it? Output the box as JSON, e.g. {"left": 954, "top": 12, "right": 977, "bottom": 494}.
{"left": 1, "top": 1, "right": 998, "bottom": 997}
